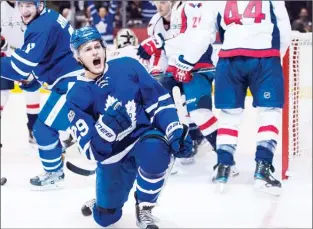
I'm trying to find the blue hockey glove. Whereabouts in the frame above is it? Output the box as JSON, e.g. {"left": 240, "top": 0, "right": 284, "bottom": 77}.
{"left": 95, "top": 101, "right": 132, "bottom": 142}
{"left": 167, "top": 122, "right": 193, "bottom": 158}
{"left": 19, "top": 74, "right": 41, "bottom": 92}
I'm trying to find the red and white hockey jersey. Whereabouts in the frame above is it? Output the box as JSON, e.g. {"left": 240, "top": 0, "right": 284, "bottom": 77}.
{"left": 164, "top": 1, "right": 215, "bottom": 68}
{"left": 181, "top": 1, "right": 291, "bottom": 64}
{"left": 1, "top": 1, "right": 25, "bottom": 56}
{"left": 147, "top": 13, "right": 171, "bottom": 73}
{"left": 107, "top": 45, "right": 150, "bottom": 70}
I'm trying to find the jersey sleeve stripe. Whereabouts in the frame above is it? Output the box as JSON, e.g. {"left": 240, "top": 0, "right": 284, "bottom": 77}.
{"left": 145, "top": 93, "right": 171, "bottom": 113}
{"left": 12, "top": 52, "right": 38, "bottom": 67}
{"left": 10, "top": 60, "right": 29, "bottom": 76}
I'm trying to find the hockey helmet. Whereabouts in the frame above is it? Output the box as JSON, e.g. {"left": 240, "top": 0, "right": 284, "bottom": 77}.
{"left": 114, "top": 29, "right": 138, "bottom": 49}
{"left": 17, "top": 0, "right": 45, "bottom": 8}
{"left": 70, "top": 26, "right": 107, "bottom": 56}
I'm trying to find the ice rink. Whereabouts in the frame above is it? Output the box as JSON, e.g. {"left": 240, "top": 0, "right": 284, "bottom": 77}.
{"left": 1, "top": 93, "right": 312, "bottom": 228}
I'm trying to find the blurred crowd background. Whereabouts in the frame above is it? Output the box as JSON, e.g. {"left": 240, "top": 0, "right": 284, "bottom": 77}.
{"left": 46, "top": 1, "right": 312, "bottom": 42}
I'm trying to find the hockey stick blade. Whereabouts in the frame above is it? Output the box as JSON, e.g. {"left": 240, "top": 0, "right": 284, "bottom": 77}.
{"left": 172, "top": 86, "right": 189, "bottom": 140}
{"left": 66, "top": 161, "right": 96, "bottom": 176}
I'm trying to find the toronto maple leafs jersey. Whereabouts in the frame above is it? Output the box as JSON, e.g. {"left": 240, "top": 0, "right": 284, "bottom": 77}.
{"left": 66, "top": 57, "right": 180, "bottom": 164}
{"left": 1, "top": 8, "right": 82, "bottom": 90}
{"left": 88, "top": 0, "right": 118, "bottom": 43}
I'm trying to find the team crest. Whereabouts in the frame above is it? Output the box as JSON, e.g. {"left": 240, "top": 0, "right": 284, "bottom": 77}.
{"left": 105, "top": 95, "right": 137, "bottom": 141}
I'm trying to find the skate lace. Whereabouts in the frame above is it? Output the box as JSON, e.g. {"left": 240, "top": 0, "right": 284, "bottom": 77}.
{"left": 217, "top": 164, "right": 230, "bottom": 177}
{"left": 139, "top": 206, "right": 159, "bottom": 225}
{"left": 37, "top": 170, "right": 62, "bottom": 181}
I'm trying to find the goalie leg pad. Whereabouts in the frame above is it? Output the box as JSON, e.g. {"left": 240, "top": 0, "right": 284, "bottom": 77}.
{"left": 93, "top": 205, "right": 122, "bottom": 227}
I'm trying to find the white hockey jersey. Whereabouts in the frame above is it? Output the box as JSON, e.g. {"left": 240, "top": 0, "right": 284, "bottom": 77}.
{"left": 1, "top": 1, "right": 25, "bottom": 56}
{"left": 147, "top": 13, "right": 171, "bottom": 73}
{"left": 107, "top": 45, "right": 150, "bottom": 70}
{"left": 180, "top": 1, "right": 292, "bottom": 64}
{"left": 164, "top": 1, "right": 215, "bottom": 68}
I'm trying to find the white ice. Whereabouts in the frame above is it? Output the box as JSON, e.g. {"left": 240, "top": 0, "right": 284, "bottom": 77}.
{"left": 1, "top": 94, "right": 312, "bottom": 228}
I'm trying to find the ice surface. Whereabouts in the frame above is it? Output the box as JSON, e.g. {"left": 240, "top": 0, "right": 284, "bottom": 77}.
{"left": 1, "top": 94, "right": 311, "bottom": 228}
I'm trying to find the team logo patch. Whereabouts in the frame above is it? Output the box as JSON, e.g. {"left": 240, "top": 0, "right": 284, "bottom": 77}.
{"left": 68, "top": 110, "right": 75, "bottom": 122}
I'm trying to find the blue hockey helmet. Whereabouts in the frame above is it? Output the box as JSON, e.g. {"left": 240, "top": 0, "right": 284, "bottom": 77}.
{"left": 70, "top": 26, "right": 107, "bottom": 54}
{"left": 17, "top": 0, "right": 45, "bottom": 8}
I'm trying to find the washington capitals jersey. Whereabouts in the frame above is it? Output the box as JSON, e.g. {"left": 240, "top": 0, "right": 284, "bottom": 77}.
{"left": 0, "top": 8, "right": 82, "bottom": 89}
{"left": 66, "top": 57, "right": 180, "bottom": 163}
{"left": 164, "top": 1, "right": 215, "bottom": 68}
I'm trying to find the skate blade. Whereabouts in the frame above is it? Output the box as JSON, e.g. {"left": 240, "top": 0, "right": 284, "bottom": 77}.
{"left": 180, "top": 158, "right": 196, "bottom": 165}
{"left": 254, "top": 179, "right": 282, "bottom": 196}
{"left": 213, "top": 182, "right": 228, "bottom": 194}
{"left": 170, "top": 169, "right": 179, "bottom": 175}
{"left": 30, "top": 180, "right": 65, "bottom": 191}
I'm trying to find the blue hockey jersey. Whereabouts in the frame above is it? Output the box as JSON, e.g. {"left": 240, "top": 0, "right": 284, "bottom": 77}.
{"left": 141, "top": 1, "right": 157, "bottom": 22}
{"left": 1, "top": 8, "right": 82, "bottom": 90}
{"left": 66, "top": 57, "right": 180, "bottom": 164}
{"left": 88, "top": 1, "right": 118, "bottom": 44}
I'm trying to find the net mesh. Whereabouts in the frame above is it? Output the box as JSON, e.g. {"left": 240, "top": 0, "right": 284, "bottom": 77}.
{"left": 283, "top": 32, "right": 312, "bottom": 179}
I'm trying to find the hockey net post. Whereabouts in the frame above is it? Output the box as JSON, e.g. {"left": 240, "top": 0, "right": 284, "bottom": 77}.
{"left": 282, "top": 31, "right": 312, "bottom": 180}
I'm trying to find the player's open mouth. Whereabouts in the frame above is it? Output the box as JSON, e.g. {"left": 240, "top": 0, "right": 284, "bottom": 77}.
{"left": 93, "top": 58, "right": 101, "bottom": 67}
{"left": 23, "top": 15, "right": 32, "bottom": 21}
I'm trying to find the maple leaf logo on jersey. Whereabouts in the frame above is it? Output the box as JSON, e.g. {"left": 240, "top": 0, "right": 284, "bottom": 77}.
{"left": 104, "top": 96, "right": 137, "bottom": 141}
{"left": 188, "top": 3, "right": 202, "bottom": 8}
{"left": 105, "top": 95, "right": 118, "bottom": 110}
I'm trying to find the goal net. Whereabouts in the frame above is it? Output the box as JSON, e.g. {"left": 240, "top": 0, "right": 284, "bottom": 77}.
{"left": 282, "top": 32, "right": 312, "bottom": 180}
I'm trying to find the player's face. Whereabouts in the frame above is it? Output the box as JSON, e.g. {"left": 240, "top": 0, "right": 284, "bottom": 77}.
{"left": 18, "top": 2, "right": 41, "bottom": 25}
{"left": 155, "top": 1, "right": 171, "bottom": 17}
{"left": 79, "top": 40, "right": 106, "bottom": 79}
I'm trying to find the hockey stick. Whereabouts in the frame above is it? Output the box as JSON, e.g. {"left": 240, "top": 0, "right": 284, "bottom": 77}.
{"left": 65, "top": 161, "right": 96, "bottom": 176}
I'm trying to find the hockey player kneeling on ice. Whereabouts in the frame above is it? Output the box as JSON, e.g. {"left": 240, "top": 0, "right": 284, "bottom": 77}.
{"left": 67, "top": 27, "right": 193, "bottom": 229}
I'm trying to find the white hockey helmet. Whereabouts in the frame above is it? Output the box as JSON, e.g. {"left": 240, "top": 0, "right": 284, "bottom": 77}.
{"left": 114, "top": 29, "right": 138, "bottom": 49}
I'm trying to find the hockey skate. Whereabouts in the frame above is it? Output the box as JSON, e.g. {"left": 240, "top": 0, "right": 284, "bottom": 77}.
{"left": 28, "top": 128, "right": 37, "bottom": 144}
{"left": 254, "top": 160, "right": 282, "bottom": 196}
{"left": 30, "top": 168, "right": 64, "bottom": 190}
{"left": 136, "top": 202, "right": 159, "bottom": 229}
{"left": 212, "top": 163, "right": 231, "bottom": 193}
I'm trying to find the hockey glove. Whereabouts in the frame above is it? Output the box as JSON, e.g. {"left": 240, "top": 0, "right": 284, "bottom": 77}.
{"left": 19, "top": 73, "right": 41, "bottom": 92}
{"left": 167, "top": 122, "right": 193, "bottom": 158}
{"left": 137, "top": 33, "right": 165, "bottom": 60}
{"left": 95, "top": 101, "right": 132, "bottom": 142}
{"left": 168, "top": 55, "right": 194, "bottom": 83}
{"left": 67, "top": 107, "right": 112, "bottom": 161}
{"left": 0, "top": 35, "right": 8, "bottom": 51}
